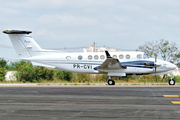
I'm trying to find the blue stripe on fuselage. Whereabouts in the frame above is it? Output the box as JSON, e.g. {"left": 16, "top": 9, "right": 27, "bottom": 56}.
{"left": 121, "top": 60, "right": 154, "bottom": 68}
{"left": 94, "top": 60, "right": 154, "bottom": 70}
{"left": 121, "top": 60, "right": 154, "bottom": 65}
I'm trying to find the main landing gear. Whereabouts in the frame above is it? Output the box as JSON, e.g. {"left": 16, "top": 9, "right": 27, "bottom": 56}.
{"left": 107, "top": 76, "right": 115, "bottom": 85}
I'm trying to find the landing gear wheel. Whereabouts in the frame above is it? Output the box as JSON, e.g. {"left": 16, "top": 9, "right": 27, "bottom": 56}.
{"left": 108, "top": 80, "right": 115, "bottom": 85}
{"left": 169, "top": 79, "right": 175, "bottom": 85}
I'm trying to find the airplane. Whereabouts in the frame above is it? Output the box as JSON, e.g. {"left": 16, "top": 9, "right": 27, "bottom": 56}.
{"left": 3, "top": 30, "right": 177, "bottom": 85}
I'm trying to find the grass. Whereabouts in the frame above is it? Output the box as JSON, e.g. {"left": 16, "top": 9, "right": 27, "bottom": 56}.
{"left": 1, "top": 74, "right": 180, "bottom": 83}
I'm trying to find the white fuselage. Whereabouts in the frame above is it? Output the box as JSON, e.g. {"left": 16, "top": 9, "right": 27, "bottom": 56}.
{"left": 23, "top": 51, "right": 177, "bottom": 76}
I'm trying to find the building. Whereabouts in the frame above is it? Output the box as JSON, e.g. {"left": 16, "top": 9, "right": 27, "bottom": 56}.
{"left": 84, "top": 45, "right": 121, "bottom": 52}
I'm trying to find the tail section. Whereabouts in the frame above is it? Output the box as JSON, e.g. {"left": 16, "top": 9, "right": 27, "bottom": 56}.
{"left": 3, "top": 30, "right": 43, "bottom": 58}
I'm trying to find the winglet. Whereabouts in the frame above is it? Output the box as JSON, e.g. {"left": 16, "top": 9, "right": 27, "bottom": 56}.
{"left": 105, "top": 51, "right": 112, "bottom": 58}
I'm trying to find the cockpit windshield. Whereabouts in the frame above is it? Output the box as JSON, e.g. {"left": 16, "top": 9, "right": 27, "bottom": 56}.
{"left": 143, "top": 54, "right": 149, "bottom": 59}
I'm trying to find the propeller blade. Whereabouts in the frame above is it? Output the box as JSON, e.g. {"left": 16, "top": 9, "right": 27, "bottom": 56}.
{"left": 154, "top": 54, "right": 157, "bottom": 81}
{"left": 155, "top": 67, "right": 157, "bottom": 82}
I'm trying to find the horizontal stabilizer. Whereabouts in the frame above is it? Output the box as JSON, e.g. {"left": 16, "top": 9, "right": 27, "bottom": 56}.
{"left": 3, "top": 30, "right": 32, "bottom": 34}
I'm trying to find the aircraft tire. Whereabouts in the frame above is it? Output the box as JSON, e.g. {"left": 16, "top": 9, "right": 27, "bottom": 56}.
{"left": 112, "top": 80, "right": 115, "bottom": 85}
{"left": 169, "top": 79, "right": 175, "bottom": 85}
{"left": 107, "top": 80, "right": 115, "bottom": 85}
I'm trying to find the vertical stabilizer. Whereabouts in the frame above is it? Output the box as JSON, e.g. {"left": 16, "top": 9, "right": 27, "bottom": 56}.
{"left": 3, "top": 30, "right": 43, "bottom": 58}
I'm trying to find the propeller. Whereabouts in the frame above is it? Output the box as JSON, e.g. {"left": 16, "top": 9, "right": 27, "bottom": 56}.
{"left": 154, "top": 54, "right": 157, "bottom": 82}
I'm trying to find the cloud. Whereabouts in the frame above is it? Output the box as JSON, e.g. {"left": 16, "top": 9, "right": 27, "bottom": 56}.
{"left": 37, "top": 13, "right": 98, "bottom": 26}
{"left": 103, "top": 24, "right": 123, "bottom": 32}
{"left": 1, "top": 0, "right": 180, "bottom": 59}
{"left": 57, "top": 13, "right": 98, "bottom": 25}
{"left": 6, "top": 0, "right": 64, "bottom": 9}
{"left": 148, "top": 13, "right": 180, "bottom": 26}
{"left": 0, "top": 8, "right": 20, "bottom": 14}
{"left": 6, "top": 0, "right": 116, "bottom": 9}
{"left": 115, "top": 16, "right": 129, "bottom": 23}
{"left": 35, "top": 28, "right": 49, "bottom": 36}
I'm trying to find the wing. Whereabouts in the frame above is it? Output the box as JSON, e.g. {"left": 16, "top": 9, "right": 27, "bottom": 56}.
{"left": 94, "top": 51, "right": 126, "bottom": 70}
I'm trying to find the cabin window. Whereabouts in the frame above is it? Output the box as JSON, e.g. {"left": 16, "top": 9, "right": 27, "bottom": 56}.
{"left": 119, "top": 54, "right": 124, "bottom": 59}
{"left": 78, "top": 55, "right": 83, "bottom": 60}
{"left": 113, "top": 55, "right": 117, "bottom": 58}
{"left": 137, "top": 54, "right": 142, "bottom": 59}
{"left": 66, "top": 56, "right": 71, "bottom": 60}
{"left": 126, "top": 54, "right": 130, "bottom": 59}
{"left": 94, "top": 55, "right": 99, "bottom": 60}
{"left": 88, "top": 55, "right": 92, "bottom": 60}
{"left": 100, "top": 55, "right": 105, "bottom": 60}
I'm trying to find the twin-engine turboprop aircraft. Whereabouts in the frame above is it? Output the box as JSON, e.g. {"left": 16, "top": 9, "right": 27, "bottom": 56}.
{"left": 3, "top": 30, "right": 177, "bottom": 85}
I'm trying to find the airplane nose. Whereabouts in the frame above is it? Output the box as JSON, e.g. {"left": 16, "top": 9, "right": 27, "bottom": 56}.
{"left": 167, "top": 63, "right": 177, "bottom": 70}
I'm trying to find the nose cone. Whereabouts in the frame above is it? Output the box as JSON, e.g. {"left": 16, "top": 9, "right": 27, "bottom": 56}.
{"left": 167, "top": 63, "right": 177, "bottom": 70}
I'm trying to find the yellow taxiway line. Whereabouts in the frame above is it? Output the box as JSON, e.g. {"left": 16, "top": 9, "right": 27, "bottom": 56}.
{"left": 163, "top": 95, "right": 179, "bottom": 97}
{"left": 172, "top": 101, "right": 180, "bottom": 104}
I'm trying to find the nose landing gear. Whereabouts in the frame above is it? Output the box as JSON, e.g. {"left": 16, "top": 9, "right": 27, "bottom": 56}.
{"left": 169, "top": 73, "right": 175, "bottom": 85}
{"left": 169, "top": 79, "right": 175, "bottom": 85}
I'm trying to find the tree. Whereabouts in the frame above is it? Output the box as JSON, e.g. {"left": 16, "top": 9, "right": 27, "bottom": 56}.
{"left": 138, "top": 41, "right": 159, "bottom": 58}
{"left": 138, "top": 39, "right": 180, "bottom": 65}
{"left": 0, "top": 58, "right": 8, "bottom": 81}
{"left": 138, "top": 39, "right": 180, "bottom": 80}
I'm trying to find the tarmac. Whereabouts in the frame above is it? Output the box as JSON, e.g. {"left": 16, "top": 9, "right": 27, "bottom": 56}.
{"left": 0, "top": 85, "right": 180, "bottom": 120}
{"left": 0, "top": 82, "right": 180, "bottom": 86}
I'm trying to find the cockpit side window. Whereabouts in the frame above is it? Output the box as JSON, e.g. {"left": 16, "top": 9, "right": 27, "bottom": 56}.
{"left": 137, "top": 54, "right": 142, "bottom": 59}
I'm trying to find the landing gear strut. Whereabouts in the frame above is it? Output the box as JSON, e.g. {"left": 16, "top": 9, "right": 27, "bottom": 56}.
{"left": 107, "top": 76, "right": 115, "bottom": 85}
{"left": 169, "top": 73, "right": 175, "bottom": 85}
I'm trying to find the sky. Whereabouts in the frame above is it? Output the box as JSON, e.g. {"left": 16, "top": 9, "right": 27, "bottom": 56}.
{"left": 0, "top": 0, "right": 180, "bottom": 60}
